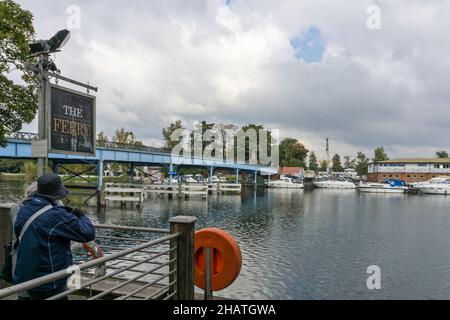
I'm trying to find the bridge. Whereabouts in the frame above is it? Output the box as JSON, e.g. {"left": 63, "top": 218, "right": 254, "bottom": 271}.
{"left": 0, "top": 132, "right": 277, "bottom": 203}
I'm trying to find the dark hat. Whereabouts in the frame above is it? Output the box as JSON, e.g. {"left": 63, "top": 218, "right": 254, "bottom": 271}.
{"left": 35, "top": 173, "right": 69, "bottom": 200}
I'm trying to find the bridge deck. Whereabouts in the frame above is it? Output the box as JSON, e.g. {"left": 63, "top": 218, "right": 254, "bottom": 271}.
{"left": 1, "top": 135, "right": 277, "bottom": 175}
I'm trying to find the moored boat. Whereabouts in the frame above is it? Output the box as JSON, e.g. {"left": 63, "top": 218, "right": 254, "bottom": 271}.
{"left": 313, "top": 176, "right": 356, "bottom": 189}
{"left": 417, "top": 178, "right": 450, "bottom": 195}
{"left": 358, "top": 179, "right": 408, "bottom": 193}
{"left": 268, "top": 177, "right": 304, "bottom": 189}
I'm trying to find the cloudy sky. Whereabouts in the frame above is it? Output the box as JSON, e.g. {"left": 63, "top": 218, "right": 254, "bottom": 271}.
{"left": 16, "top": 0, "right": 450, "bottom": 160}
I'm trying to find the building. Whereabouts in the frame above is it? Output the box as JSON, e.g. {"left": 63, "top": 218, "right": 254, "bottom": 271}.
{"left": 279, "top": 167, "right": 305, "bottom": 180}
{"left": 368, "top": 158, "right": 450, "bottom": 183}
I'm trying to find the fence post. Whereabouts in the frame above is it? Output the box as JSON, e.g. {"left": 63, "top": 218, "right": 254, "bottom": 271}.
{"left": 169, "top": 216, "right": 197, "bottom": 300}
{"left": 0, "top": 204, "right": 14, "bottom": 289}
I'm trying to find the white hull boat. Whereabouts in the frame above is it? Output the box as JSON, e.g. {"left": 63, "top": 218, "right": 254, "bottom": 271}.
{"left": 417, "top": 179, "right": 450, "bottom": 195}
{"left": 313, "top": 177, "right": 356, "bottom": 189}
{"left": 358, "top": 179, "right": 408, "bottom": 194}
{"left": 268, "top": 177, "right": 304, "bottom": 189}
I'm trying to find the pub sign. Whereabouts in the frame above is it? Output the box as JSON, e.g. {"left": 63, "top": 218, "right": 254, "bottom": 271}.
{"left": 49, "top": 85, "right": 96, "bottom": 156}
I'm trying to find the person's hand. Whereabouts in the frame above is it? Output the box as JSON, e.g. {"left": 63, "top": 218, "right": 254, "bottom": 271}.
{"left": 63, "top": 206, "right": 85, "bottom": 217}
{"left": 72, "top": 208, "right": 85, "bottom": 217}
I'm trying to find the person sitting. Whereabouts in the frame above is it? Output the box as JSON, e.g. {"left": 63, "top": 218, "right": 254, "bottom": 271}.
{"left": 13, "top": 173, "right": 96, "bottom": 300}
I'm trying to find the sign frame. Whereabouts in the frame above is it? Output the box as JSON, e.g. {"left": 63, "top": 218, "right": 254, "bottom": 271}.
{"left": 47, "top": 84, "right": 97, "bottom": 157}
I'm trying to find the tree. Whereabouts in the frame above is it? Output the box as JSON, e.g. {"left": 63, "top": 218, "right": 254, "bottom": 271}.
{"left": 355, "top": 152, "right": 369, "bottom": 177}
{"left": 192, "top": 120, "right": 215, "bottom": 155}
{"left": 279, "top": 138, "right": 309, "bottom": 168}
{"left": 162, "top": 120, "right": 184, "bottom": 149}
{"left": 0, "top": 0, "right": 37, "bottom": 146}
{"left": 112, "top": 128, "right": 143, "bottom": 145}
{"left": 238, "top": 124, "right": 273, "bottom": 164}
{"left": 319, "top": 160, "right": 328, "bottom": 172}
{"left": 373, "top": 147, "right": 389, "bottom": 162}
{"left": 332, "top": 154, "right": 343, "bottom": 172}
{"left": 343, "top": 156, "right": 355, "bottom": 169}
{"left": 308, "top": 151, "right": 319, "bottom": 172}
{"left": 110, "top": 128, "right": 144, "bottom": 174}
{"left": 97, "top": 131, "right": 108, "bottom": 141}
{"left": 436, "top": 150, "right": 449, "bottom": 158}
{"left": 0, "top": 159, "right": 23, "bottom": 173}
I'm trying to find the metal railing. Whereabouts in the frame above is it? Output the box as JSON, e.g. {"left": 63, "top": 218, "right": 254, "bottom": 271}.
{"left": 0, "top": 211, "right": 196, "bottom": 300}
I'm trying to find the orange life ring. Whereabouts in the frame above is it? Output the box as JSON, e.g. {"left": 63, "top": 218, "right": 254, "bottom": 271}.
{"left": 194, "top": 228, "right": 242, "bottom": 291}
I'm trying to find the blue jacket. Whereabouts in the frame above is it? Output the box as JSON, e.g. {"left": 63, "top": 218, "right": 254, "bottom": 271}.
{"left": 13, "top": 196, "right": 96, "bottom": 291}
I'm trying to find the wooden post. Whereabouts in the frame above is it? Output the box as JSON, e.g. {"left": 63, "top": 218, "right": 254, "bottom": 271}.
{"left": 169, "top": 216, "right": 197, "bottom": 300}
{"left": 0, "top": 204, "right": 14, "bottom": 289}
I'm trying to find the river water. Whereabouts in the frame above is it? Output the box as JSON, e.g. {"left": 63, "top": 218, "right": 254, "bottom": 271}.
{"left": 2, "top": 179, "right": 450, "bottom": 300}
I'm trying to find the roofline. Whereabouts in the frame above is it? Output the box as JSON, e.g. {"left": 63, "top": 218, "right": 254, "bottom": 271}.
{"left": 370, "top": 158, "right": 450, "bottom": 164}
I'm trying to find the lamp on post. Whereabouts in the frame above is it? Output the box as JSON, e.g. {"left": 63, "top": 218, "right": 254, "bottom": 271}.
{"left": 29, "top": 29, "right": 71, "bottom": 177}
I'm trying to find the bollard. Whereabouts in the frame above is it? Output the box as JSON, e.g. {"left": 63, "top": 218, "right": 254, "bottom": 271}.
{"left": 169, "top": 216, "right": 197, "bottom": 300}
{"left": 0, "top": 204, "right": 14, "bottom": 289}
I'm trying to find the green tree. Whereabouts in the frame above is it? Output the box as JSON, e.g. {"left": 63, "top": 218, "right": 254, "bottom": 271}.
{"left": 23, "top": 160, "right": 36, "bottom": 179}
{"left": 343, "top": 156, "right": 355, "bottom": 169}
{"left": 308, "top": 151, "right": 319, "bottom": 172}
{"left": 373, "top": 147, "right": 389, "bottom": 162}
{"left": 97, "top": 131, "right": 108, "bottom": 141}
{"left": 332, "top": 154, "right": 343, "bottom": 172}
{"left": 319, "top": 160, "right": 328, "bottom": 172}
{"left": 110, "top": 128, "right": 144, "bottom": 174}
{"left": 0, "top": 0, "right": 37, "bottom": 146}
{"left": 279, "top": 138, "right": 309, "bottom": 168}
{"left": 0, "top": 159, "right": 23, "bottom": 173}
{"left": 436, "top": 150, "right": 449, "bottom": 158}
{"left": 232, "top": 124, "right": 273, "bottom": 164}
{"left": 162, "top": 120, "right": 184, "bottom": 149}
{"left": 355, "top": 152, "right": 369, "bottom": 177}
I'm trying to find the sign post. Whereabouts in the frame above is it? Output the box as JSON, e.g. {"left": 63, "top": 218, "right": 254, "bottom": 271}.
{"left": 37, "top": 53, "right": 50, "bottom": 176}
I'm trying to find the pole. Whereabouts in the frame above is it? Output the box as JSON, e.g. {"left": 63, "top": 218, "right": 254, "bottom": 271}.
{"left": 209, "top": 166, "right": 213, "bottom": 184}
{"left": 169, "top": 163, "right": 173, "bottom": 186}
{"left": 37, "top": 53, "right": 50, "bottom": 177}
{"left": 205, "top": 247, "right": 213, "bottom": 300}
{"left": 236, "top": 168, "right": 239, "bottom": 184}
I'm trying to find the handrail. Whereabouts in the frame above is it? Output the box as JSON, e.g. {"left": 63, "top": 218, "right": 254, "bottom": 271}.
{"left": 94, "top": 224, "right": 171, "bottom": 234}
{"left": 0, "top": 233, "right": 178, "bottom": 299}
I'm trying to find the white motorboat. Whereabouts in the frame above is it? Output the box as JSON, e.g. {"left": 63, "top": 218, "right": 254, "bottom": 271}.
{"left": 417, "top": 179, "right": 450, "bottom": 195}
{"left": 313, "top": 176, "right": 356, "bottom": 189}
{"left": 268, "top": 177, "right": 304, "bottom": 189}
{"left": 358, "top": 179, "right": 408, "bottom": 193}
{"left": 409, "top": 177, "right": 450, "bottom": 189}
